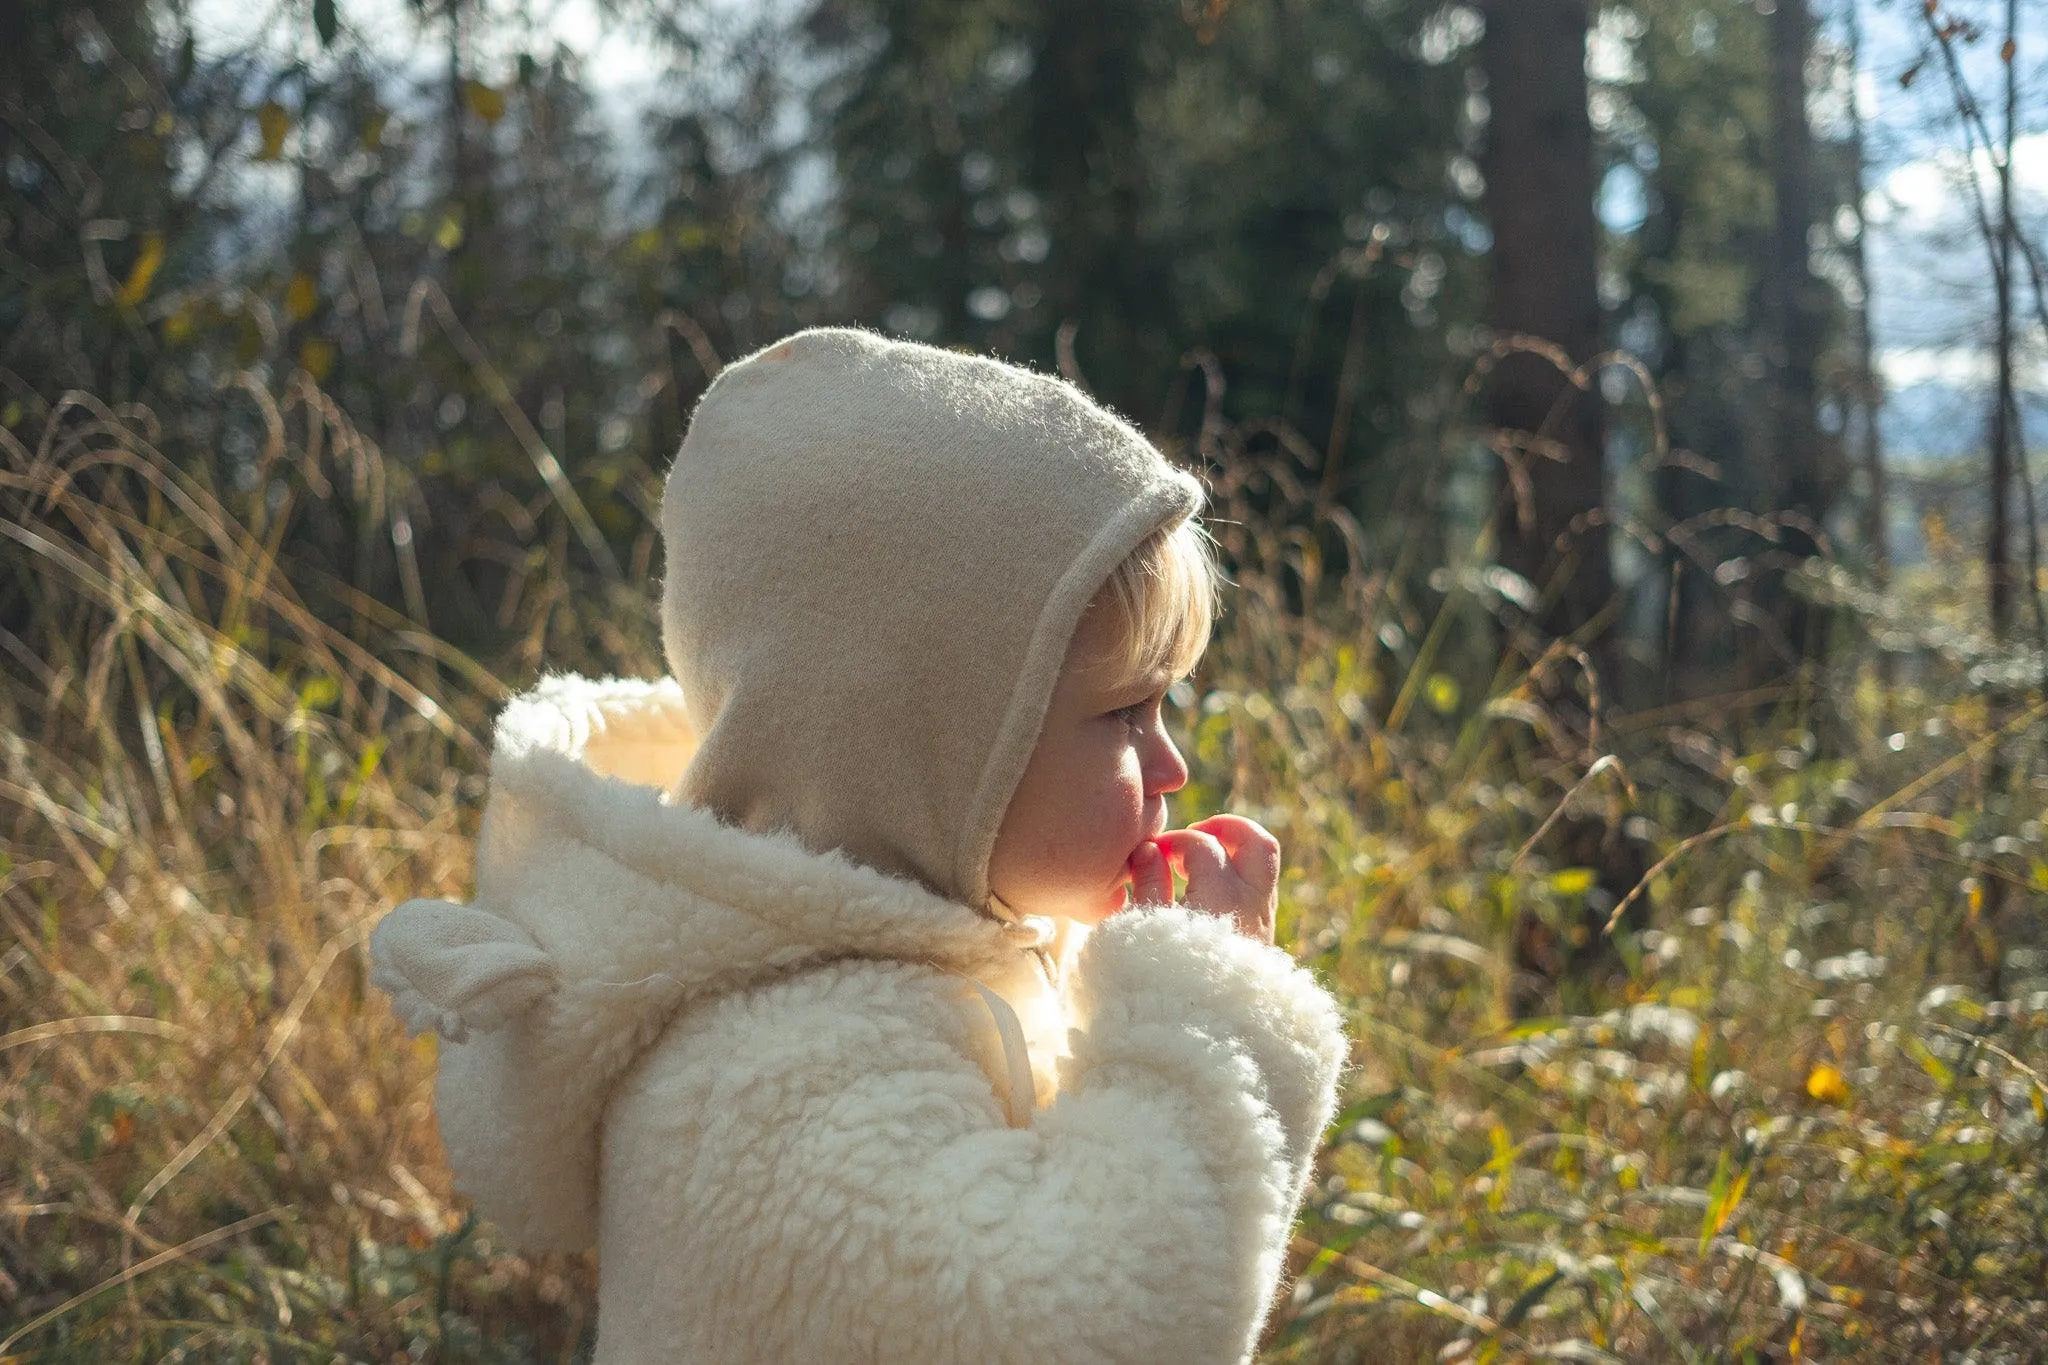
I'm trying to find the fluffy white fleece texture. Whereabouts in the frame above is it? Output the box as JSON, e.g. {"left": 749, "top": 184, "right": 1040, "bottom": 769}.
{"left": 371, "top": 676, "right": 1350, "bottom": 1364}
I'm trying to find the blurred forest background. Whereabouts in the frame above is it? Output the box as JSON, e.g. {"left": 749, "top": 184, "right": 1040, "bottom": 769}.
{"left": 5, "top": 0, "right": 2048, "bottom": 1359}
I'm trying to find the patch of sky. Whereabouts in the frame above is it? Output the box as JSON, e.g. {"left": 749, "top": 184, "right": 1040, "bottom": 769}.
{"left": 1599, "top": 163, "right": 1648, "bottom": 235}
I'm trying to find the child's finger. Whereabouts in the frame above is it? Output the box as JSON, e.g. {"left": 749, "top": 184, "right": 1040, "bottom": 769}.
{"left": 1187, "top": 814, "right": 1281, "bottom": 880}
{"left": 1127, "top": 841, "right": 1173, "bottom": 907}
{"left": 1153, "top": 829, "right": 1231, "bottom": 889}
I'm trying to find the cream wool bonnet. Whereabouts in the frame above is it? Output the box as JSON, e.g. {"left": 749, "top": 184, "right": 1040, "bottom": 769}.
{"left": 661, "top": 326, "right": 1204, "bottom": 914}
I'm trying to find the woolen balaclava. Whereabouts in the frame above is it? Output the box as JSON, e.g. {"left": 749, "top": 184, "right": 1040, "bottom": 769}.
{"left": 660, "top": 327, "right": 1204, "bottom": 913}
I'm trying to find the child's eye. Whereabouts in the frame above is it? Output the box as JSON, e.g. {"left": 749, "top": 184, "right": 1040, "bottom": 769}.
{"left": 1110, "top": 699, "right": 1155, "bottom": 730}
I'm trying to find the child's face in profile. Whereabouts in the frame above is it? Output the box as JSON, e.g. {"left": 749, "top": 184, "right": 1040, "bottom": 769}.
{"left": 989, "top": 599, "right": 1190, "bottom": 924}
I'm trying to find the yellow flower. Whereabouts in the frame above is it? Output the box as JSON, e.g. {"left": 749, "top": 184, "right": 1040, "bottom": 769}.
{"left": 1805, "top": 1063, "right": 1851, "bottom": 1105}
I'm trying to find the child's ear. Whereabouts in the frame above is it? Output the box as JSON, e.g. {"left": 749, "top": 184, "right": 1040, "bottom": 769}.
{"left": 371, "top": 900, "right": 559, "bottom": 1043}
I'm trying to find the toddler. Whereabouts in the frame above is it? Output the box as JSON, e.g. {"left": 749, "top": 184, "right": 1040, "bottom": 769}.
{"left": 371, "top": 327, "right": 1348, "bottom": 1363}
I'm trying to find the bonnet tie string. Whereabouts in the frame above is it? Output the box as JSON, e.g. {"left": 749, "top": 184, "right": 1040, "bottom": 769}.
{"left": 959, "top": 977, "right": 1036, "bottom": 1128}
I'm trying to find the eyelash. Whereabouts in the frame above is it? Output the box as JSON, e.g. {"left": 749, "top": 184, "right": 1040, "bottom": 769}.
{"left": 1111, "top": 699, "right": 1155, "bottom": 729}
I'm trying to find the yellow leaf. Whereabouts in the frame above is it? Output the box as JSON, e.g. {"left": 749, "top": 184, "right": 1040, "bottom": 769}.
{"left": 256, "top": 100, "right": 291, "bottom": 160}
{"left": 285, "top": 270, "right": 317, "bottom": 322}
{"left": 363, "top": 110, "right": 388, "bottom": 150}
{"left": 1550, "top": 867, "right": 1595, "bottom": 897}
{"left": 1698, "top": 1151, "right": 1750, "bottom": 1253}
{"left": 1907, "top": 1036, "right": 1952, "bottom": 1087}
{"left": 1486, "top": 1124, "right": 1513, "bottom": 1212}
{"left": 434, "top": 212, "right": 464, "bottom": 251}
{"left": 1805, "top": 1063, "right": 1851, "bottom": 1106}
{"left": 116, "top": 232, "right": 164, "bottom": 308}
{"left": 298, "top": 675, "right": 341, "bottom": 710}
{"left": 463, "top": 79, "right": 505, "bottom": 123}
{"left": 298, "top": 337, "right": 336, "bottom": 381}
{"left": 1424, "top": 672, "right": 1461, "bottom": 714}
{"left": 153, "top": 111, "right": 174, "bottom": 136}
{"left": 1923, "top": 511, "right": 1949, "bottom": 555}
{"left": 164, "top": 304, "right": 196, "bottom": 342}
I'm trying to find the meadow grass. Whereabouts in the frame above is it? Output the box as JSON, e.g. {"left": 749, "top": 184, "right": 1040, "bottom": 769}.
{"left": 2, "top": 377, "right": 2044, "bottom": 1362}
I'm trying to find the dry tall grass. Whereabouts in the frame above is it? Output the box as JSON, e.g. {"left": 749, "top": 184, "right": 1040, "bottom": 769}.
{"left": 0, "top": 384, "right": 632, "bottom": 1360}
{"left": 3, "top": 373, "right": 2045, "bottom": 1362}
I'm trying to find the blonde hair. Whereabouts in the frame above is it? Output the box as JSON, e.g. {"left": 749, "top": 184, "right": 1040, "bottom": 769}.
{"left": 1082, "top": 517, "right": 1225, "bottom": 688}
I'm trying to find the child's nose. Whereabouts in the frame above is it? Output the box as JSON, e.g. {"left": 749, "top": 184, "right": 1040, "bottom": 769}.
{"left": 1144, "top": 729, "right": 1188, "bottom": 796}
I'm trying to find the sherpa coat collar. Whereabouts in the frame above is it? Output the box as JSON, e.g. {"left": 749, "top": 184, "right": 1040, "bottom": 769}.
{"left": 370, "top": 674, "right": 1039, "bottom": 1250}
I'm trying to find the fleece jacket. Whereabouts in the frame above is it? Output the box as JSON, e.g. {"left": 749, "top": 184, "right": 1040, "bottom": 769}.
{"left": 371, "top": 676, "right": 1349, "bottom": 1363}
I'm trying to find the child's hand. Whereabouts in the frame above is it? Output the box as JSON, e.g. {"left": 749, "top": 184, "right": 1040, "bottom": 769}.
{"left": 1125, "top": 815, "right": 1279, "bottom": 944}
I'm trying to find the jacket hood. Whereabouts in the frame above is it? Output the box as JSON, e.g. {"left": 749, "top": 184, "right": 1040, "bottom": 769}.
{"left": 370, "top": 675, "right": 1037, "bottom": 1250}
{"left": 660, "top": 326, "right": 1204, "bottom": 913}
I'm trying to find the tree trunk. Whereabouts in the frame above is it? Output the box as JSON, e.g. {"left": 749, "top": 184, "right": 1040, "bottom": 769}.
{"left": 1757, "top": 0, "right": 1830, "bottom": 686}
{"left": 1478, "top": 0, "right": 1613, "bottom": 676}
{"left": 1480, "top": 0, "right": 1644, "bottom": 1016}
{"left": 1983, "top": 0, "right": 2020, "bottom": 989}
{"left": 1028, "top": 0, "right": 1156, "bottom": 411}
{"left": 1843, "top": 0, "right": 1887, "bottom": 589}
{"left": 1988, "top": 0, "right": 2017, "bottom": 655}
{"left": 1842, "top": 0, "right": 1893, "bottom": 731}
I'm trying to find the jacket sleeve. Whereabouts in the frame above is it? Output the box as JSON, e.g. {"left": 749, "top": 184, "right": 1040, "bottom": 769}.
{"left": 1068, "top": 906, "right": 1348, "bottom": 1202}
{"left": 595, "top": 906, "right": 1347, "bottom": 1365}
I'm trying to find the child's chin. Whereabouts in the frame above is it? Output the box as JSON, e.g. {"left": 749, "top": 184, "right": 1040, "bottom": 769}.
{"left": 1043, "top": 886, "right": 1127, "bottom": 926}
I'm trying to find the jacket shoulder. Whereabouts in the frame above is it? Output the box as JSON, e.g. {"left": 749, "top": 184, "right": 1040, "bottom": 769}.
{"left": 614, "top": 956, "right": 1014, "bottom": 1126}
